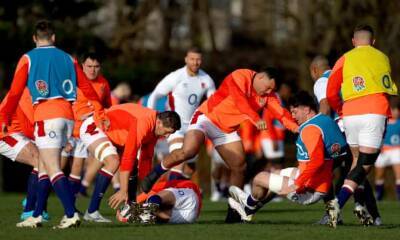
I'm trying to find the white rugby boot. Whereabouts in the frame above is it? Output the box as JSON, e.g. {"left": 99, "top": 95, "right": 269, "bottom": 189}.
{"left": 353, "top": 203, "right": 373, "bottom": 226}
{"left": 53, "top": 212, "right": 81, "bottom": 229}
{"left": 16, "top": 215, "right": 43, "bottom": 228}
{"left": 83, "top": 210, "right": 112, "bottom": 223}
{"left": 326, "top": 199, "right": 340, "bottom": 228}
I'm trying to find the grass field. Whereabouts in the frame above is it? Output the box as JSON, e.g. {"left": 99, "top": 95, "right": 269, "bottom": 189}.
{"left": 0, "top": 193, "right": 399, "bottom": 240}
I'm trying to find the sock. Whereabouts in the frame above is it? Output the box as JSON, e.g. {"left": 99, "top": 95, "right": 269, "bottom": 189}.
{"left": 88, "top": 168, "right": 113, "bottom": 213}
{"left": 354, "top": 185, "right": 365, "bottom": 205}
{"left": 396, "top": 180, "right": 400, "bottom": 201}
{"left": 68, "top": 174, "right": 81, "bottom": 205}
{"left": 33, "top": 174, "right": 51, "bottom": 217}
{"left": 51, "top": 172, "right": 76, "bottom": 218}
{"left": 375, "top": 180, "right": 384, "bottom": 201}
{"left": 23, "top": 168, "right": 38, "bottom": 212}
{"left": 214, "top": 181, "right": 221, "bottom": 192}
{"left": 168, "top": 171, "right": 189, "bottom": 180}
{"left": 79, "top": 180, "right": 89, "bottom": 196}
{"left": 147, "top": 195, "right": 162, "bottom": 205}
{"left": 363, "top": 180, "right": 380, "bottom": 219}
{"left": 337, "top": 185, "right": 354, "bottom": 209}
{"left": 246, "top": 194, "right": 259, "bottom": 208}
{"left": 154, "top": 163, "right": 168, "bottom": 176}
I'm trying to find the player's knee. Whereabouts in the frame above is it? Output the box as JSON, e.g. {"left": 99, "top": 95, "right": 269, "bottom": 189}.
{"left": 253, "top": 171, "right": 269, "bottom": 187}
{"left": 230, "top": 160, "right": 246, "bottom": 173}
{"left": 347, "top": 164, "right": 366, "bottom": 185}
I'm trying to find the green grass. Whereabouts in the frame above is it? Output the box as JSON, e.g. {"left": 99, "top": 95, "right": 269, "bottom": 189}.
{"left": 0, "top": 193, "right": 399, "bottom": 240}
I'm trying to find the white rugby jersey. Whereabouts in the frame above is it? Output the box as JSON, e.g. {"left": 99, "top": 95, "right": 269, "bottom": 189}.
{"left": 148, "top": 66, "right": 215, "bottom": 125}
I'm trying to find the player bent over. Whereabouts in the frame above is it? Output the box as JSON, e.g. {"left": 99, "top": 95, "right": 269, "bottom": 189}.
{"left": 118, "top": 179, "right": 201, "bottom": 224}
{"left": 228, "top": 91, "right": 348, "bottom": 225}
{"left": 79, "top": 103, "right": 180, "bottom": 222}
{"left": 141, "top": 68, "right": 299, "bottom": 223}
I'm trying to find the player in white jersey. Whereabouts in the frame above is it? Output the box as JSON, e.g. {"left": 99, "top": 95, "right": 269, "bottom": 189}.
{"left": 147, "top": 47, "right": 215, "bottom": 179}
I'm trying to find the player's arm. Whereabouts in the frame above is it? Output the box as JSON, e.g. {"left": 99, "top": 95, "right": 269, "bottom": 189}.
{"left": 0, "top": 56, "right": 29, "bottom": 128}
{"left": 147, "top": 73, "right": 176, "bottom": 109}
{"left": 137, "top": 141, "right": 157, "bottom": 179}
{"left": 313, "top": 78, "right": 331, "bottom": 115}
{"left": 326, "top": 56, "right": 345, "bottom": 115}
{"left": 206, "top": 77, "right": 216, "bottom": 98}
{"left": 109, "top": 116, "right": 138, "bottom": 209}
{"left": 266, "top": 94, "right": 299, "bottom": 133}
{"left": 294, "top": 125, "right": 325, "bottom": 191}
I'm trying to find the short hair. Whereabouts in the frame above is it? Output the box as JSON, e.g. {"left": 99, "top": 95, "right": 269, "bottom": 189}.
{"left": 34, "top": 20, "right": 55, "bottom": 41}
{"left": 187, "top": 47, "right": 202, "bottom": 55}
{"left": 82, "top": 52, "right": 101, "bottom": 64}
{"left": 310, "top": 55, "right": 330, "bottom": 69}
{"left": 260, "top": 67, "right": 280, "bottom": 88}
{"left": 354, "top": 24, "right": 374, "bottom": 39}
{"left": 288, "top": 90, "right": 318, "bottom": 112}
{"left": 157, "top": 111, "right": 181, "bottom": 131}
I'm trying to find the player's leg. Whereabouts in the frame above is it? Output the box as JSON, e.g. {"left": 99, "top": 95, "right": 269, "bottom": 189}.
{"left": 374, "top": 152, "right": 386, "bottom": 201}
{"left": 215, "top": 141, "right": 246, "bottom": 188}
{"left": 80, "top": 154, "right": 102, "bottom": 196}
{"left": 80, "top": 117, "right": 119, "bottom": 222}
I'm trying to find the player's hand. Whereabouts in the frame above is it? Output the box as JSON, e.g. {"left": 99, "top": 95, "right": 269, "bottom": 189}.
{"left": 140, "top": 170, "right": 161, "bottom": 193}
{"left": 63, "top": 141, "right": 73, "bottom": 153}
{"left": 256, "top": 120, "right": 267, "bottom": 130}
{"left": 109, "top": 190, "right": 128, "bottom": 209}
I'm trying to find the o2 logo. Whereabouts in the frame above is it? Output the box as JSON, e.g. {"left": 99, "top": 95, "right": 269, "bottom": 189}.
{"left": 188, "top": 94, "right": 198, "bottom": 105}
{"left": 296, "top": 143, "right": 309, "bottom": 159}
{"left": 390, "top": 134, "right": 400, "bottom": 145}
{"left": 178, "top": 190, "right": 185, "bottom": 196}
{"left": 63, "top": 79, "right": 74, "bottom": 95}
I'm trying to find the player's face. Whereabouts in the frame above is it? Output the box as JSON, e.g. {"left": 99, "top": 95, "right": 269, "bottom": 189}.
{"left": 185, "top": 52, "right": 202, "bottom": 75}
{"left": 254, "top": 73, "right": 276, "bottom": 96}
{"left": 391, "top": 107, "right": 399, "bottom": 119}
{"left": 290, "top": 106, "right": 308, "bottom": 125}
{"left": 83, "top": 58, "right": 101, "bottom": 80}
{"left": 155, "top": 120, "right": 176, "bottom": 138}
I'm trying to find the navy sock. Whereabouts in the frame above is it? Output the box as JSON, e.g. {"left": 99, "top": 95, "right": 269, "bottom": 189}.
{"left": 88, "top": 169, "right": 113, "bottom": 213}
{"left": 354, "top": 186, "right": 365, "bottom": 205}
{"left": 337, "top": 185, "right": 354, "bottom": 209}
{"left": 154, "top": 163, "right": 168, "bottom": 176}
{"left": 396, "top": 184, "right": 400, "bottom": 201}
{"left": 246, "top": 194, "right": 259, "bottom": 208}
{"left": 375, "top": 183, "right": 384, "bottom": 201}
{"left": 168, "top": 171, "right": 188, "bottom": 180}
{"left": 51, "top": 173, "right": 76, "bottom": 218}
{"left": 68, "top": 174, "right": 81, "bottom": 205}
{"left": 33, "top": 174, "right": 51, "bottom": 217}
{"left": 147, "top": 195, "right": 162, "bottom": 205}
{"left": 24, "top": 169, "right": 38, "bottom": 212}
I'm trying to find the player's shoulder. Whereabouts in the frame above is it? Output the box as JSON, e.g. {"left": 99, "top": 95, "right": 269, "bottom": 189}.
{"left": 198, "top": 69, "right": 214, "bottom": 81}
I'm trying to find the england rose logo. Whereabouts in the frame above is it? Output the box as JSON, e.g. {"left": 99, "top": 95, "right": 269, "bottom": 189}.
{"left": 35, "top": 80, "right": 49, "bottom": 96}
{"left": 352, "top": 76, "right": 366, "bottom": 92}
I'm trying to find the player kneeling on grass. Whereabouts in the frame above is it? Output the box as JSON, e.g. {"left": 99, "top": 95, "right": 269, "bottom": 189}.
{"left": 229, "top": 91, "right": 348, "bottom": 223}
{"left": 117, "top": 179, "right": 201, "bottom": 224}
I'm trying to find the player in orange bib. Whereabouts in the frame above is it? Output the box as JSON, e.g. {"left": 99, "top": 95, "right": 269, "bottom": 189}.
{"left": 141, "top": 68, "right": 299, "bottom": 222}
{"left": 78, "top": 103, "right": 180, "bottom": 222}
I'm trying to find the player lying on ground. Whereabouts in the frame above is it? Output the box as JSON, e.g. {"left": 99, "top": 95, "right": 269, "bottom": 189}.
{"left": 117, "top": 179, "right": 201, "bottom": 224}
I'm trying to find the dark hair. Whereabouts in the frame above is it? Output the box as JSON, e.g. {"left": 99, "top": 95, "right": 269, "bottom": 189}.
{"left": 82, "top": 51, "right": 101, "bottom": 64}
{"left": 34, "top": 20, "right": 55, "bottom": 40}
{"left": 157, "top": 111, "right": 181, "bottom": 130}
{"left": 260, "top": 67, "right": 280, "bottom": 88}
{"left": 354, "top": 24, "right": 374, "bottom": 38}
{"left": 187, "top": 47, "right": 202, "bottom": 55}
{"left": 288, "top": 90, "right": 318, "bottom": 112}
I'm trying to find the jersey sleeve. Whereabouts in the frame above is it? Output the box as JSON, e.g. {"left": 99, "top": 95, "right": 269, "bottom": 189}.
{"left": 0, "top": 55, "right": 29, "bottom": 125}
{"left": 313, "top": 78, "right": 328, "bottom": 103}
{"left": 327, "top": 56, "right": 345, "bottom": 115}
{"left": 265, "top": 94, "right": 299, "bottom": 133}
{"left": 206, "top": 76, "right": 216, "bottom": 98}
{"left": 294, "top": 125, "right": 325, "bottom": 188}
{"left": 147, "top": 72, "right": 177, "bottom": 109}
